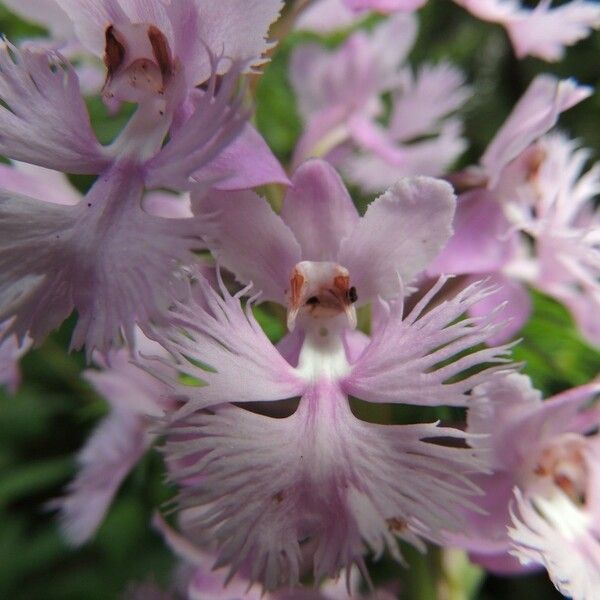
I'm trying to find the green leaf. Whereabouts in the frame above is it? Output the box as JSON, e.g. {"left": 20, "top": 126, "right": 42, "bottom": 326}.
{"left": 0, "top": 457, "right": 73, "bottom": 509}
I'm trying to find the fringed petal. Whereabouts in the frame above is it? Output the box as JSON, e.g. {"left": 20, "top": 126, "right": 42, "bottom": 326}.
{"left": 144, "top": 64, "right": 248, "bottom": 191}
{"left": 509, "top": 488, "right": 600, "bottom": 600}
{"left": 0, "top": 164, "right": 205, "bottom": 355}
{"left": 193, "top": 189, "right": 302, "bottom": 304}
{"left": 481, "top": 74, "right": 591, "bottom": 186}
{"left": 164, "top": 381, "right": 487, "bottom": 589}
{"left": 389, "top": 62, "right": 471, "bottom": 142}
{"left": 456, "top": 0, "right": 600, "bottom": 61}
{"left": 50, "top": 408, "right": 148, "bottom": 546}
{"left": 144, "top": 276, "right": 305, "bottom": 414}
{"left": 343, "top": 278, "right": 515, "bottom": 405}
{"left": 0, "top": 42, "right": 108, "bottom": 173}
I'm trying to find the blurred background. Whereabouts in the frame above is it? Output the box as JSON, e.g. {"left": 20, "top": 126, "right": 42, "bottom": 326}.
{"left": 0, "top": 1, "right": 599, "bottom": 598}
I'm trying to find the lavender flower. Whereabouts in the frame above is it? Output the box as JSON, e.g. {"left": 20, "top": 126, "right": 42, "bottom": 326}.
{"left": 454, "top": 0, "right": 600, "bottom": 61}
{"left": 429, "top": 75, "right": 598, "bottom": 344}
{"left": 290, "top": 15, "right": 470, "bottom": 189}
{"left": 2, "top": 0, "right": 105, "bottom": 94}
{"left": 342, "top": 0, "right": 600, "bottom": 60}
{"left": 143, "top": 161, "right": 514, "bottom": 589}
{"left": 50, "top": 328, "right": 178, "bottom": 545}
{"left": 450, "top": 373, "right": 600, "bottom": 599}
{"left": 0, "top": 0, "right": 288, "bottom": 356}
{"left": 152, "top": 514, "right": 396, "bottom": 600}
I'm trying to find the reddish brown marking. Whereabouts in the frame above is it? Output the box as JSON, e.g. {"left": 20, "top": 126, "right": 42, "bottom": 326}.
{"left": 554, "top": 474, "right": 583, "bottom": 504}
{"left": 333, "top": 275, "right": 350, "bottom": 298}
{"left": 290, "top": 269, "right": 305, "bottom": 308}
{"left": 148, "top": 25, "right": 172, "bottom": 77}
{"left": 526, "top": 147, "right": 546, "bottom": 183}
{"left": 534, "top": 464, "right": 548, "bottom": 476}
{"left": 274, "top": 491, "right": 284, "bottom": 503}
{"left": 104, "top": 25, "right": 126, "bottom": 77}
{"left": 386, "top": 517, "right": 407, "bottom": 533}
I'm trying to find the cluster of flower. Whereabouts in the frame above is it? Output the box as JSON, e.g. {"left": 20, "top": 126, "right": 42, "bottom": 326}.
{"left": 0, "top": 0, "right": 599, "bottom": 599}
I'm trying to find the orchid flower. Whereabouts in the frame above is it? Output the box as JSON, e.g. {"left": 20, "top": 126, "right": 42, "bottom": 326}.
{"left": 290, "top": 15, "right": 470, "bottom": 189}
{"left": 142, "top": 160, "right": 515, "bottom": 589}
{"left": 337, "top": 0, "right": 600, "bottom": 61}
{"left": 294, "top": 0, "right": 361, "bottom": 34}
{"left": 449, "top": 373, "right": 600, "bottom": 600}
{"left": 49, "top": 328, "right": 178, "bottom": 546}
{"left": 2, "top": 0, "right": 105, "bottom": 94}
{"left": 453, "top": 0, "right": 600, "bottom": 61}
{"left": 429, "top": 75, "right": 598, "bottom": 344}
{"left": 147, "top": 514, "right": 397, "bottom": 600}
{"left": 48, "top": 257, "right": 219, "bottom": 547}
{"left": 0, "top": 0, "right": 288, "bottom": 356}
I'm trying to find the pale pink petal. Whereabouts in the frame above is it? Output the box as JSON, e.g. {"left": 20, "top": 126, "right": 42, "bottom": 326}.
{"left": 85, "top": 330, "right": 175, "bottom": 418}
{"left": 337, "top": 177, "right": 456, "bottom": 302}
{"left": 446, "top": 472, "right": 516, "bottom": 556}
{"left": 185, "top": 0, "right": 284, "bottom": 81}
{"left": 390, "top": 63, "right": 471, "bottom": 141}
{"left": 50, "top": 408, "right": 148, "bottom": 545}
{"left": 476, "top": 376, "right": 600, "bottom": 466}
{"left": 508, "top": 1, "right": 600, "bottom": 61}
{"left": 0, "top": 163, "right": 81, "bottom": 206}
{"left": 153, "top": 515, "right": 264, "bottom": 600}
{"left": 193, "top": 190, "right": 301, "bottom": 304}
{"left": 509, "top": 488, "right": 600, "bottom": 599}
{"left": 291, "top": 106, "right": 348, "bottom": 169}
{"left": 0, "top": 42, "right": 108, "bottom": 173}
{"left": 49, "top": 328, "right": 180, "bottom": 546}
{"left": 144, "top": 67, "right": 248, "bottom": 191}
{"left": 290, "top": 16, "right": 419, "bottom": 168}
{"left": 295, "top": 0, "right": 359, "bottom": 33}
{"left": 290, "top": 36, "right": 380, "bottom": 129}
{"left": 466, "top": 373, "right": 542, "bottom": 449}
{"left": 517, "top": 133, "right": 600, "bottom": 347}
{"left": 165, "top": 381, "right": 486, "bottom": 588}
{"left": 0, "top": 321, "right": 31, "bottom": 393}
{"left": 344, "top": 278, "right": 514, "bottom": 405}
{"left": 347, "top": 115, "right": 408, "bottom": 165}
{"left": 343, "top": 120, "right": 467, "bottom": 192}
{"left": 0, "top": 165, "right": 204, "bottom": 355}
{"left": 456, "top": 0, "right": 600, "bottom": 61}
{"left": 428, "top": 189, "right": 515, "bottom": 276}
{"left": 3, "top": 0, "right": 76, "bottom": 39}
{"left": 453, "top": 0, "right": 518, "bottom": 22}
{"left": 557, "top": 290, "right": 600, "bottom": 347}
{"left": 345, "top": 0, "right": 427, "bottom": 12}
{"left": 280, "top": 160, "right": 359, "bottom": 261}
{"left": 361, "top": 14, "right": 419, "bottom": 83}
{"left": 466, "top": 273, "right": 531, "bottom": 344}
{"left": 193, "top": 122, "right": 289, "bottom": 191}
{"left": 146, "top": 277, "right": 305, "bottom": 415}
{"left": 291, "top": 14, "right": 415, "bottom": 121}
{"left": 276, "top": 330, "right": 305, "bottom": 367}
{"left": 481, "top": 74, "right": 592, "bottom": 187}
{"left": 343, "top": 329, "right": 371, "bottom": 365}
{"left": 290, "top": 45, "right": 341, "bottom": 121}
{"left": 142, "top": 191, "right": 193, "bottom": 219}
